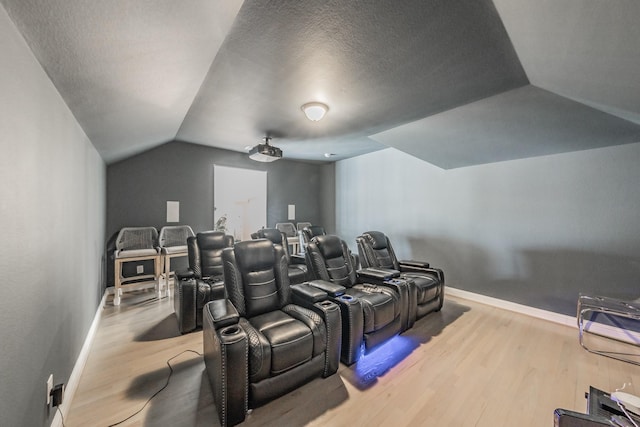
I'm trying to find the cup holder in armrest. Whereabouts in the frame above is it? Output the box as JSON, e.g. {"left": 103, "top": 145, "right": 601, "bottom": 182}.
{"left": 338, "top": 295, "right": 355, "bottom": 302}
{"left": 221, "top": 326, "right": 241, "bottom": 336}
{"left": 320, "top": 300, "right": 334, "bottom": 307}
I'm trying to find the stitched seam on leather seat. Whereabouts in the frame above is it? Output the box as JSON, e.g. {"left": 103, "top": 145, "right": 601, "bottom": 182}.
{"left": 347, "top": 304, "right": 354, "bottom": 362}
{"left": 243, "top": 336, "right": 249, "bottom": 416}
{"left": 324, "top": 309, "right": 330, "bottom": 375}
{"left": 270, "top": 331, "right": 312, "bottom": 346}
{"left": 221, "top": 342, "right": 227, "bottom": 426}
{"left": 247, "top": 278, "right": 275, "bottom": 286}
{"left": 244, "top": 322, "right": 264, "bottom": 378}
{"left": 249, "top": 290, "right": 278, "bottom": 299}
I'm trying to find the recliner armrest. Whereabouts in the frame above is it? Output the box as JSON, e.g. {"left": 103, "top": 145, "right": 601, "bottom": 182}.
{"left": 291, "top": 283, "right": 329, "bottom": 304}
{"left": 175, "top": 269, "right": 195, "bottom": 280}
{"left": 399, "top": 263, "right": 445, "bottom": 285}
{"left": 307, "top": 280, "right": 346, "bottom": 297}
{"left": 204, "top": 299, "right": 239, "bottom": 330}
{"left": 203, "top": 277, "right": 225, "bottom": 300}
{"left": 399, "top": 260, "right": 430, "bottom": 269}
{"left": 291, "top": 254, "right": 306, "bottom": 265}
{"left": 357, "top": 267, "right": 400, "bottom": 283}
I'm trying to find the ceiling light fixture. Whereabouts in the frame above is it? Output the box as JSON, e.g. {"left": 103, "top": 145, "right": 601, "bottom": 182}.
{"left": 248, "top": 136, "right": 282, "bottom": 162}
{"left": 301, "top": 102, "right": 329, "bottom": 121}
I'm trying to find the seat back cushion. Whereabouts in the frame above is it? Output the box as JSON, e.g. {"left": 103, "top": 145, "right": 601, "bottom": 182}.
{"left": 309, "top": 235, "right": 356, "bottom": 287}
{"left": 360, "top": 231, "right": 397, "bottom": 269}
{"left": 258, "top": 228, "right": 284, "bottom": 245}
{"left": 305, "top": 225, "right": 325, "bottom": 239}
{"left": 257, "top": 229, "right": 293, "bottom": 262}
{"left": 198, "top": 231, "right": 233, "bottom": 277}
{"left": 234, "top": 240, "right": 286, "bottom": 317}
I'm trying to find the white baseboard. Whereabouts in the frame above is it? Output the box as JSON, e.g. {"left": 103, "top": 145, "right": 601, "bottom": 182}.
{"left": 445, "top": 287, "right": 640, "bottom": 346}
{"left": 445, "top": 287, "right": 576, "bottom": 327}
{"left": 51, "top": 290, "right": 107, "bottom": 427}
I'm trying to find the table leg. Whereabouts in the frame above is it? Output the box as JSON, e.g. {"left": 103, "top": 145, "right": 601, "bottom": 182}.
{"left": 114, "top": 259, "right": 122, "bottom": 306}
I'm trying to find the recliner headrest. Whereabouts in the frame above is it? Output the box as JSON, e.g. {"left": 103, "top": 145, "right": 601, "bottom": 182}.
{"left": 257, "top": 228, "right": 283, "bottom": 245}
{"left": 306, "top": 225, "right": 325, "bottom": 238}
{"left": 313, "top": 235, "right": 344, "bottom": 259}
{"left": 197, "top": 231, "right": 231, "bottom": 249}
{"left": 234, "top": 239, "right": 275, "bottom": 271}
{"left": 363, "top": 231, "right": 388, "bottom": 250}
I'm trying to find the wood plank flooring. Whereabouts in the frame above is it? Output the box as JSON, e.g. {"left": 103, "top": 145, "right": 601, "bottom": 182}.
{"left": 65, "top": 288, "right": 640, "bottom": 426}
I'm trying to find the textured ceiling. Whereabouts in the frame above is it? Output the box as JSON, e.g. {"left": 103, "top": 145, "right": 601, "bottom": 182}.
{"left": 2, "top": 0, "right": 640, "bottom": 166}
{"left": 371, "top": 85, "right": 640, "bottom": 169}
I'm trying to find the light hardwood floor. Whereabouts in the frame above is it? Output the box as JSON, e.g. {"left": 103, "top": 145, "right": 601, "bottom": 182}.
{"left": 65, "top": 288, "right": 640, "bottom": 426}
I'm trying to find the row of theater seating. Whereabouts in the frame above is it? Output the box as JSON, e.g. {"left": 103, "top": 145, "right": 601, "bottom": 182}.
{"left": 173, "top": 225, "right": 325, "bottom": 333}
{"left": 110, "top": 224, "right": 323, "bottom": 307}
{"left": 174, "top": 227, "right": 445, "bottom": 426}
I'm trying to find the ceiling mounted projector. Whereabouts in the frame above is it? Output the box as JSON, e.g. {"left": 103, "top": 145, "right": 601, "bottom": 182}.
{"left": 249, "top": 137, "right": 282, "bottom": 162}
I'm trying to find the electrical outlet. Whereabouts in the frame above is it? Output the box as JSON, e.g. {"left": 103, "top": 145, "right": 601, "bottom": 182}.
{"left": 46, "top": 374, "right": 53, "bottom": 405}
{"left": 136, "top": 265, "right": 144, "bottom": 274}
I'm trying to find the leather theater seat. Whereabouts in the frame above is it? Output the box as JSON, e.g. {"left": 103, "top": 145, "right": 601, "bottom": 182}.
{"left": 174, "top": 231, "right": 234, "bottom": 334}
{"left": 301, "top": 225, "right": 326, "bottom": 244}
{"left": 356, "top": 230, "right": 445, "bottom": 319}
{"left": 305, "top": 234, "right": 405, "bottom": 365}
{"left": 253, "top": 228, "right": 308, "bottom": 284}
{"left": 203, "top": 239, "right": 341, "bottom": 426}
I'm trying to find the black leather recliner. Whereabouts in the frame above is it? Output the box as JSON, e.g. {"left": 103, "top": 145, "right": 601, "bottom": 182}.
{"left": 203, "top": 239, "right": 342, "bottom": 426}
{"left": 356, "top": 230, "right": 445, "bottom": 319}
{"left": 253, "top": 228, "right": 308, "bottom": 284}
{"left": 301, "top": 225, "right": 326, "bottom": 243}
{"left": 301, "top": 225, "right": 360, "bottom": 268}
{"left": 305, "top": 234, "right": 405, "bottom": 365}
{"left": 174, "top": 231, "right": 234, "bottom": 334}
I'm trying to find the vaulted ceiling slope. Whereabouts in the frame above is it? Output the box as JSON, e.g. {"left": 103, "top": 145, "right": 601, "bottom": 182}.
{"left": 2, "top": 0, "right": 640, "bottom": 167}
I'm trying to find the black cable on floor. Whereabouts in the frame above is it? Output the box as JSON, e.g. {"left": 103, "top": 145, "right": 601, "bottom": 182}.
{"left": 107, "top": 349, "right": 204, "bottom": 427}
{"left": 57, "top": 406, "right": 66, "bottom": 427}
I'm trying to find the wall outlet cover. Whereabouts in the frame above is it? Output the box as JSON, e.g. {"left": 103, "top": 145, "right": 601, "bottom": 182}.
{"left": 46, "top": 374, "right": 53, "bottom": 405}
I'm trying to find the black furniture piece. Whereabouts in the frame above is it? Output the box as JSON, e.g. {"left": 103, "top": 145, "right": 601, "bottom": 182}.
{"left": 356, "top": 230, "right": 445, "bottom": 319}
{"left": 203, "top": 239, "right": 342, "bottom": 426}
{"left": 174, "top": 231, "right": 234, "bottom": 334}
{"left": 301, "top": 225, "right": 326, "bottom": 243}
{"left": 305, "top": 234, "right": 406, "bottom": 365}
{"left": 253, "top": 228, "right": 308, "bottom": 284}
{"left": 301, "top": 225, "right": 360, "bottom": 268}
{"left": 554, "top": 386, "right": 638, "bottom": 426}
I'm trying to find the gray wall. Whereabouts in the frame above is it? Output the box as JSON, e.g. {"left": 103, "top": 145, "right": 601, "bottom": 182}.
{"left": 0, "top": 5, "right": 106, "bottom": 427}
{"left": 336, "top": 145, "right": 640, "bottom": 316}
{"left": 320, "top": 162, "right": 336, "bottom": 234}
{"left": 107, "top": 140, "right": 334, "bottom": 252}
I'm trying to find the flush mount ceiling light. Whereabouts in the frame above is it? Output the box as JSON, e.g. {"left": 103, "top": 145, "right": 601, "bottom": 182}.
{"left": 248, "top": 136, "right": 282, "bottom": 162}
{"left": 301, "top": 102, "right": 329, "bottom": 121}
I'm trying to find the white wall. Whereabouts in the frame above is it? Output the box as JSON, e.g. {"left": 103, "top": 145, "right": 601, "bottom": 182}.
{"left": 336, "top": 144, "right": 640, "bottom": 315}
{"left": 0, "top": 5, "right": 106, "bottom": 426}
